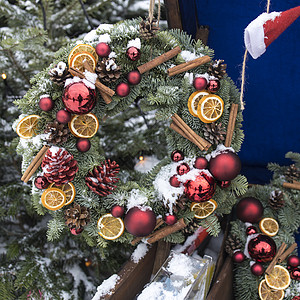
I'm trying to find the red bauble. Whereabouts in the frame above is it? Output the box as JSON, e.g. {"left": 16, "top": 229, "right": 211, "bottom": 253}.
{"left": 246, "top": 225, "right": 258, "bottom": 236}
{"left": 127, "top": 70, "right": 141, "bottom": 85}
{"left": 164, "top": 214, "right": 177, "bottom": 225}
{"left": 124, "top": 207, "right": 156, "bottom": 237}
{"left": 177, "top": 163, "right": 190, "bottom": 175}
{"left": 194, "top": 157, "right": 208, "bottom": 169}
{"left": 62, "top": 82, "right": 96, "bottom": 114}
{"left": 236, "top": 197, "right": 264, "bottom": 223}
{"left": 290, "top": 268, "right": 300, "bottom": 281}
{"left": 39, "top": 96, "right": 54, "bottom": 111}
{"left": 76, "top": 138, "right": 91, "bottom": 152}
{"left": 95, "top": 42, "right": 111, "bottom": 57}
{"left": 171, "top": 150, "right": 184, "bottom": 162}
{"left": 111, "top": 205, "right": 125, "bottom": 218}
{"left": 292, "top": 296, "right": 300, "bottom": 300}
{"left": 232, "top": 251, "right": 245, "bottom": 263}
{"left": 251, "top": 262, "right": 264, "bottom": 276}
{"left": 219, "top": 180, "right": 231, "bottom": 188}
{"left": 34, "top": 176, "right": 50, "bottom": 189}
{"left": 169, "top": 175, "right": 181, "bottom": 187}
{"left": 209, "top": 151, "right": 241, "bottom": 181}
{"left": 207, "top": 79, "right": 220, "bottom": 93}
{"left": 193, "top": 77, "right": 208, "bottom": 90}
{"left": 70, "top": 228, "right": 83, "bottom": 235}
{"left": 248, "top": 234, "right": 276, "bottom": 263}
{"left": 116, "top": 82, "right": 130, "bottom": 97}
{"left": 56, "top": 109, "right": 71, "bottom": 124}
{"left": 287, "top": 255, "right": 300, "bottom": 268}
{"left": 126, "top": 47, "right": 141, "bottom": 61}
{"left": 184, "top": 171, "right": 216, "bottom": 202}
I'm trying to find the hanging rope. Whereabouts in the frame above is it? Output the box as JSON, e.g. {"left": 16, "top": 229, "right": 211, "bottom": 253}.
{"left": 148, "top": 0, "right": 161, "bottom": 25}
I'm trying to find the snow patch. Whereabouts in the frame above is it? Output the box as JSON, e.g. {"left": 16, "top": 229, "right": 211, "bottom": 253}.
{"left": 205, "top": 144, "right": 235, "bottom": 161}
{"left": 98, "top": 33, "right": 111, "bottom": 44}
{"left": 127, "top": 38, "right": 141, "bottom": 49}
{"left": 195, "top": 72, "right": 210, "bottom": 83}
{"left": 84, "top": 30, "right": 98, "bottom": 42}
{"left": 180, "top": 50, "right": 203, "bottom": 62}
{"left": 131, "top": 243, "right": 149, "bottom": 263}
{"left": 97, "top": 24, "right": 113, "bottom": 32}
{"left": 127, "top": 189, "right": 149, "bottom": 211}
{"left": 92, "top": 274, "right": 120, "bottom": 300}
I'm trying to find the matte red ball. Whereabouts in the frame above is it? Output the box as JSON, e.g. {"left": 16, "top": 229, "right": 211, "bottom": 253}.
{"left": 95, "top": 42, "right": 111, "bottom": 57}
{"left": 124, "top": 207, "right": 156, "bottom": 237}
{"left": 236, "top": 197, "right": 264, "bottom": 223}
{"left": 207, "top": 79, "right": 220, "bottom": 93}
{"left": 246, "top": 225, "right": 258, "bottom": 236}
{"left": 76, "top": 138, "right": 91, "bottom": 152}
{"left": 232, "top": 251, "right": 245, "bottom": 263}
{"left": 39, "top": 96, "right": 54, "bottom": 111}
{"left": 70, "top": 228, "right": 83, "bottom": 235}
{"left": 290, "top": 268, "right": 300, "bottom": 280}
{"left": 288, "top": 255, "right": 300, "bottom": 268}
{"left": 194, "top": 157, "right": 208, "bottom": 169}
{"left": 56, "top": 109, "right": 71, "bottom": 124}
{"left": 171, "top": 150, "right": 184, "bottom": 162}
{"left": 251, "top": 262, "right": 264, "bottom": 276}
{"left": 127, "top": 70, "right": 141, "bottom": 85}
{"left": 34, "top": 176, "right": 50, "bottom": 189}
{"left": 111, "top": 205, "right": 125, "bottom": 218}
{"left": 248, "top": 234, "right": 276, "bottom": 263}
{"left": 193, "top": 77, "right": 208, "bottom": 90}
{"left": 116, "top": 82, "right": 130, "bottom": 97}
{"left": 184, "top": 171, "right": 216, "bottom": 202}
{"left": 164, "top": 214, "right": 177, "bottom": 225}
{"left": 209, "top": 151, "right": 241, "bottom": 181}
{"left": 126, "top": 46, "right": 141, "bottom": 61}
{"left": 177, "top": 163, "right": 190, "bottom": 175}
{"left": 169, "top": 175, "right": 181, "bottom": 187}
{"left": 62, "top": 82, "right": 96, "bottom": 114}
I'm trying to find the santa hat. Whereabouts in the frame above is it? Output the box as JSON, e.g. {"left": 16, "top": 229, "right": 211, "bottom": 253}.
{"left": 244, "top": 6, "right": 300, "bottom": 59}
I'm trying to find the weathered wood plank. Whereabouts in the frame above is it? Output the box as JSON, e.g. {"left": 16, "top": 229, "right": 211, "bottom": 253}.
{"left": 164, "top": 0, "right": 183, "bottom": 30}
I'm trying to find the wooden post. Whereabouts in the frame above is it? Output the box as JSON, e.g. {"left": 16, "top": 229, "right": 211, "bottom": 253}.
{"left": 164, "top": 0, "right": 183, "bottom": 30}
{"left": 152, "top": 240, "right": 171, "bottom": 275}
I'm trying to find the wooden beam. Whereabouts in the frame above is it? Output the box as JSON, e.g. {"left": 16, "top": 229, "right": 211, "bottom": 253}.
{"left": 164, "top": 0, "right": 183, "bottom": 30}
{"left": 152, "top": 240, "right": 171, "bottom": 275}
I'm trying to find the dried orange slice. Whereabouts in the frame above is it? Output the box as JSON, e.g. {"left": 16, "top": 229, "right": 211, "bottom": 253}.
{"left": 49, "top": 182, "right": 76, "bottom": 206}
{"left": 41, "top": 187, "right": 66, "bottom": 211}
{"left": 69, "top": 51, "right": 97, "bottom": 72}
{"left": 258, "top": 279, "right": 284, "bottom": 300}
{"left": 190, "top": 199, "right": 218, "bottom": 219}
{"left": 68, "top": 44, "right": 98, "bottom": 67}
{"left": 16, "top": 115, "right": 40, "bottom": 139}
{"left": 97, "top": 213, "right": 125, "bottom": 240}
{"left": 265, "top": 265, "right": 291, "bottom": 290}
{"left": 69, "top": 113, "right": 99, "bottom": 138}
{"left": 197, "top": 94, "right": 224, "bottom": 123}
{"left": 187, "top": 90, "right": 209, "bottom": 117}
{"left": 259, "top": 218, "right": 279, "bottom": 237}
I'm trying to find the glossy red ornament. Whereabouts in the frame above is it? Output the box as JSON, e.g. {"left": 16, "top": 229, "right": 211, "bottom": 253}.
{"left": 39, "top": 96, "right": 54, "bottom": 111}
{"left": 127, "top": 70, "right": 141, "bottom": 85}
{"left": 76, "top": 138, "right": 91, "bottom": 152}
{"left": 290, "top": 268, "right": 300, "bottom": 280}
{"left": 287, "top": 255, "right": 300, "bottom": 268}
{"left": 248, "top": 234, "right": 276, "bottom": 263}
{"left": 171, "top": 150, "right": 184, "bottom": 162}
{"left": 232, "top": 251, "right": 245, "bottom": 263}
{"left": 111, "top": 205, "right": 125, "bottom": 218}
{"left": 194, "top": 157, "right": 208, "bottom": 169}
{"left": 219, "top": 180, "right": 231, "bottom": 188}
{"left": 62, "top": 82, "right": 96, "bottom": 114}
{"left": 124, "top": 207, "right": 156, "bottom": 237}
{"left": 251, "top": 262, "right": 264, "bottom": 276}
{"left": 116, "top": 82, "right": 130, "bottom": 97}
{"left": 126, "top": 46, "right": 141, "bottom": 61}
{"left": 209, "top": 151, "right": 241, "bottom": 181}
{"left": 169, "top": 175, "right": 181, "bottom": 187}
{"left": 34, "top": 176, "right": 50, "bottom": 189}
{"left": 56, "top": 109, "right": 71, "bottom": 124}
{"left": 164, "top": 214, "right": 177, "bottom": 225}
{"left": 246, "top": 225, "right": 258, "bottom": 236}
{"left": 184, "top": 171, "right": 216, "bottom": 202}
{"left": 193, "top": 77, "right": 208, "bottom": 90}
{"left": 207, "top": 79, "right": 220, "bottom": 93}
{"left": 70, "top": 228, "right": 83, "bottom": 235}
{"left": 177, "top": 163, "right": 190, "bottom": 175}
{"left": 95, "top": 42, "right": 111, "bottom": 57}
{"left": 292, "top": 296, "right": 300, "bottom": 300}
{"left": 236, "top": 197, "right": 264, "bottom": 223}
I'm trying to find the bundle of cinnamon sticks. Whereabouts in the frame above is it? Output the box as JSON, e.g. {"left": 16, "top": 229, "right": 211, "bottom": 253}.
{"left": 283, "top": 181, "right": 300, "bottom": 191}
{"left": 225, "top": 103, "right": 239, "bottom": 147}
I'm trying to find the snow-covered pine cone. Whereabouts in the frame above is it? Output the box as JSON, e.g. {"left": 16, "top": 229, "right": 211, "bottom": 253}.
{"left": 269, "top": 190, "right": 285, "bottom": 210}
{"left": 203, "top": 123, "right": 226, "bottom": 145}
{"left": 95, "top": 58, "right": 121, "bottom": 83}
{"left": 284, "top": 164, "right": 300, "bottom": 183}
{"left": 44, "top": 120, "right": 69, "bottom": 145}
{"left": 225, "top": 234, "right": 243, "bottom": 257}
{"left": 48, "top": 61, "right": 72, "bottom": 86}
{"left": 139, "top": 17, "right": 159, "bottom": 40}
{"left": 64, "top": 204, "right": 90, "bottom": 230}
{"left": 207, "top": 59, "right": 227, "bottom": 80}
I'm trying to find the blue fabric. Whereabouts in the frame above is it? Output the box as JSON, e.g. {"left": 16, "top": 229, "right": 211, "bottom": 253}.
{"left": 178, "top": 0, "right": 300, "bottom": 183}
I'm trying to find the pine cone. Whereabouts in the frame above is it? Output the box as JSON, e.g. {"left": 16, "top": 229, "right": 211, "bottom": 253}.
{"left": 85, "top": 160, "right": 120, "bottom": 197}
{"left": 183, "top": 219, "right": 201, "bottom": 235}
{"left": 64, "top": 204, "right": 90, "bottom": 230}
{"left": 269, "top": 190, "right": 285, "bottom": 210}
{"left": 208, "top": 60, "right": 227, "bottom": 80}
{"left": 48, "top": 61, "right": 72, "bottom": 86}
{"left": 284, "top": 164, "right": 300, "bottom": 183}
{"left": 173, "top": 195, "right": 187, "bottom": 213}
{"left": 41, "top": 147, "right": 78, "bottom": 185}
{"left": 44, "top": 120, "right": 69, "bottom": 145}
{"left": 95, "top": 58, "right": 121, "bottom": 83}
{"left": 225, "top": 234, "right": 243, "bottom": 257}
{"left": 139, "top": 17, "right": 159, "bottom": 40}
{"left": 203, "top": 123, "right": 226, "bottom": 145}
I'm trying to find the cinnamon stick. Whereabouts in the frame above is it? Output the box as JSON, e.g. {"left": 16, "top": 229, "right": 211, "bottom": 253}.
{"left": 168, "top": 55, "right": 211, "bottom": 77}
{"left": 137, "top": 46, "right": 181, "bottom": 74}
{"left": 21, "top": 145, "right": 49, "bottom": 183}
{"left": 283, "top": 182, "right": 300, "bottom": 191}
{"left": 225, "top": 103, "right": 239, "bottom": 147}
{"left": 170, "top": 122, "right": 192, "bottom": 142}
{"left": 278, "top": 243, "right": 297, "bottom": 263}
{"left": 265, "top": 242, "right": 287, "bottom": 275}
{"left": 292, "top": 180, "right": 300, "bottom": 186}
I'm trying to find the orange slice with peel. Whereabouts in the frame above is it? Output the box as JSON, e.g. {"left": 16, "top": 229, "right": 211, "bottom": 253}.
{"left": 41, "top": 187, "right": 66, "bottom": 211}
{"left": 188, "top": 90, "right": 209, "bottom": 117}
{"left": 68, "top": 44, "right": 98, "bottom": 67}
{"left": 69, "top": 51, "right": 97, "bottom": 72}
{"left": 265, "top": 265, "right": 291, "bottom": 290}
{"left": 49, "top": 182, "right": 76, "bottom": 206}
{"left": 259, "top": 218, "right": 279, "bottom": 237}
{"left": 190, "top": 199, "right": 218, "bottom": 219}
{"left": 258, "top": 279, "right": 284, "bottom": 300}
{"left": 97, "top": 213, "right": 125, "bottom": 240}
{"left": 16, "top": 115, "right": 40, "bottom": 139}
{"left": 69, "top": 113, "right": 99, "bottom": 138}
{"left": 197, "top": 94, "right": 224, "bottom": 123}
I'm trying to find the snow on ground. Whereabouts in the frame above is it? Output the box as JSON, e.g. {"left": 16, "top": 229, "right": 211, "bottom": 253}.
{"left": 92, "top": 274, "right": 120, "bottom": 300}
